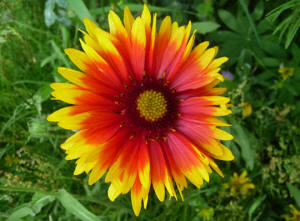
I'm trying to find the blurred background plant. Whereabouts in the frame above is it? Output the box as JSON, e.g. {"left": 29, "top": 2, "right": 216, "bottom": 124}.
{"left": 0, "top": 0, "right": 299, "bottom": 220}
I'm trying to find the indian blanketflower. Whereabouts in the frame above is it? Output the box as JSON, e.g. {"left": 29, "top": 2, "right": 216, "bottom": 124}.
{"left": 48, "top": 5, "right": 234, "bottom": 215}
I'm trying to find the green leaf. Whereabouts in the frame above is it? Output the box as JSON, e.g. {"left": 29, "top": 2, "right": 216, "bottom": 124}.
{"left": 90, "top": 4, "right": 172, "bottom": 16}
{"left": 260, "top": 36, "right": 287, "bottom": 59}
{"left": 231, "top": 123, "right": 256, "bottom": 170}
{"left": 273, "top": 14, "right": 293, "bottom": 36}
{"left": 255, "top": 71, "right": 276, "bottom": 82}
{"left": 287, "top": 183, "right": 300, "bottom": 208}
{"left": 31, "top": 192, "right": 56, "bottom": 214}
{"left": 67, "top": 0, "right": 93, "bottom": 21}
{"left": 33, "top": 83, "right": 52, "bottom": 114}
{"left": 34, "top": 84, "right": 52, "bottom": 104}
{"left": 252, "top": 0, "right": 264, "bottom": 21}
{"left": 58, "top": 189, "right": 100, "bottom": 221}
{"left": 50, "top": 40, "right": 70, "bottom": 67}
{"left": 257, "top": 19, "right": 271, "bottom": 34}
{"left": 7, "top": 207, "right": 35, "bottom": 221}
{"left": 0, "top": 146, "right": 8, "bottom": 160}
{"left": 125, "top": 4, "right": 172, "bottom": 13}
{"left": 248, "top": 195, "right": 266, "bottom": 221}
{"left": 7, "top": 192, "right": 56, "bottom": 220}
{"left": 260, "top": 57, "right": 280, "bottom": 67}
{"left": 44, "top": 0, "right": 57, "bottom": 27}
{"left": 239, "top": 0, "right": 261, "bottom": 44}
{"left": 266, "top": 0, "right": 299, "bottom": 22}
{"left": 285, "top": 17, "right": 300, "bottom": 49}
{"left": 218, "top": 9, "right": 237, "bottom": 31}
{"left": 192, "top": 21, "right": 220, "bottom": 34}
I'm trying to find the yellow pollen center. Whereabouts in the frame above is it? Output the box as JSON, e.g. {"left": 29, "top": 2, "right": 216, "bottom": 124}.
{"left": 136, "top": 90, "right": 167, "bottom": 122}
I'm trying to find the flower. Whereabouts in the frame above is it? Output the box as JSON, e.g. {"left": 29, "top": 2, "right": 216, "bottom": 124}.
{"left": 278, "top": 67, "right": 294, "bottom": 80}
{"left": 198, "top": 207, "right": 214, "bottom": 220}
{"left": 281, "top": 204, "right": 300, "bottom": 221}
{"left": 224, "top": 171, "right": 255, "bottom": 197}
{"left": 47, "top": 5, "right": 234, "bottom": 215}
{"left": 242, "top": 102, "right": 252, "bottom": 118}
{"left": 221, "top": 71, "right": 233, "bottom": 81}
{"left": 4, "top": 154, "right": 18, "bottom": 167}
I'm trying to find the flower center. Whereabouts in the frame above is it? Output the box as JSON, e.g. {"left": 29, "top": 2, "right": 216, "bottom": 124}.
{"left": 136, "top": 89, "right": 167, "bottom": 122}
{"left": 120, "top": 78, "right": 180, "bottom": 140}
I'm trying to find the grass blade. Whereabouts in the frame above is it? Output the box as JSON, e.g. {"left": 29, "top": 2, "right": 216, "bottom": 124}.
{"left": 239, "top": 0, "right": 260, "bottom": 44}
{"left": 285, "top": 16, "right": 300, "bottom": 48}
{"left": 248, "top": 195, "right": 266, "bottom": 221}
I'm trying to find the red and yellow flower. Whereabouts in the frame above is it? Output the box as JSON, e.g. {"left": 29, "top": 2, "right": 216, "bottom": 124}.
{"left": 48, "top": 5, "right": 234, "bottom": 215}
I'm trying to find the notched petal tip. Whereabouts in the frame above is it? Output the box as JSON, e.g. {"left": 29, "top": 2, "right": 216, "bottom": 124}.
{"left": 74, "top": 163, "right": 85, "bottom": 175}
{"left": 47, "top": 112, "right": 56, "bottom": 122}
{"left": 214, "top": 128, "right": 234, "bottom": 140}
{"left": 141, "top": 4, "right": 151, "bottom": 26}
{"left": 83, "top": 17, "right": 92, "bottom": 24}
{"left": 108, "top": 184, "right": 121, "bottom": 202}
{"left": 222, "top": 56, "right": 229, "bottom": 63}
{"left": 64, "top": 48, "right": 73, "bottom": 55}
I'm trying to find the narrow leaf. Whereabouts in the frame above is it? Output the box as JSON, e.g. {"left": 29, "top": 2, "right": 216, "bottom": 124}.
{"left": 252, "top": 0, "right": 264, "bottom": 21}
{"left": 285, "top": 17, "right": 300, "bottom": 49}
{"left": 239, "top": 0, "right": 261, "bottom": 44}
{"left": 248, "top": 195, "right": 266, "bottom": 221}
{"left": 34, "top": 84, "right": 52, "bottom": 104}
{"left": 287, "top": 183, "right": 300, "bottom": 208}
{"left": 231, "top": 123, "right": 256, "bottom": 170}
{"left": 58, "top": 189, "right": 100, "bottom": 221}
{"left": 67, "top": 0, "right": 93, "bottom": 21}
{"left": 218, "top": 9, "right": 237, "bottom": 31}
{"left": 7, "top": 207, "right": 35, "bottom": 221}
{"left": 192, "top": 21, "right": 220, "bottom": 34}
{"left": 31, "top": 192, "right": 56, "bottom": 214}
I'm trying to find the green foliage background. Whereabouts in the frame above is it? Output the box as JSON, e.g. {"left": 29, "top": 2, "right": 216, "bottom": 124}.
{"left": 0, "top": 0, "right": 299, "bottom": 220}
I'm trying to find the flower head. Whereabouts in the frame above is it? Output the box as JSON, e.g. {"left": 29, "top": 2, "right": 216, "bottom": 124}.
{"left": 221, "top": 71, "right": 234, "bottom": 81}
{"left": 198, "top": 207, "right": 214, "bottom": 220}
{"left": 4, "top": 154, "right": 18, "bottom": 167}
{"left": 224, "top": 171, "right": 255, "bottom": 197}
{"left": 281, "top": 204, "right": 300, "bottom": 221}
{"left": 48, "top": 5, "right": 234, "bottom": 215}
{"left": 242, "top": 102, "right": 252, "bottom": 118}
{"left": 278, "top": 67, "right": 294, "bottom": 80}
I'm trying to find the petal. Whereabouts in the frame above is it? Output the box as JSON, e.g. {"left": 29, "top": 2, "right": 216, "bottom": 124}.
{"left": 141, "top": 4, "right": 151, "bottom": 27}
{"left": 124, "top": 6, "right": 135, "bottom": 34}
{"left": 131, "top": 178, "right": 143, "bottom": 216}
{"left": 212, "top": 127, "right": 234, "bottom": 140}
{"left": 179, "top": 97, "right": 232, "bottom": 117}
{"left": 108, "top": 183, "right": 121, "bottom": 201}
{"left": 94, "top": 33, "right": 129, "bottom": 83}
{"left": 57, "top": 67, "right": 86, "bottom": 88}
{"left": 87, "top": 128, "right": 131, "bottom": 185}
{"left": 83, "top": 17, "right": 112, "bottom": 41}
{"left": 130, "top": 17, "right": 146, "bottom": 79}
{"left": 108, "top": 10, "right": 127, "bottom": 37}
{"left": 167, "top": 132, "right": 208, "bottom": 187}
{"left": 50, "top": 83, "right": 117, "bottom": 111}
{"left": 198, "top": 47, "right": 216, "bottom": 70}
{"left": 47, "top": 106, "right": 90, "bottom": 130}
{"left": 64, "top": 48, "right": 123, "bottom": 91}
{"left": 149, "top": 141, "right": 167, "bottom": 201}
{"left": 57, "top": 67, "right": 120, "bottom": 96}
{"left": 65, "top": 48, "right": 89, "bottom": 72}
{"left": 146, "top": 13, "right": 157, "bottom": 75}
{"left": 138, "top": 141, "right": 150, "bottom": 188}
